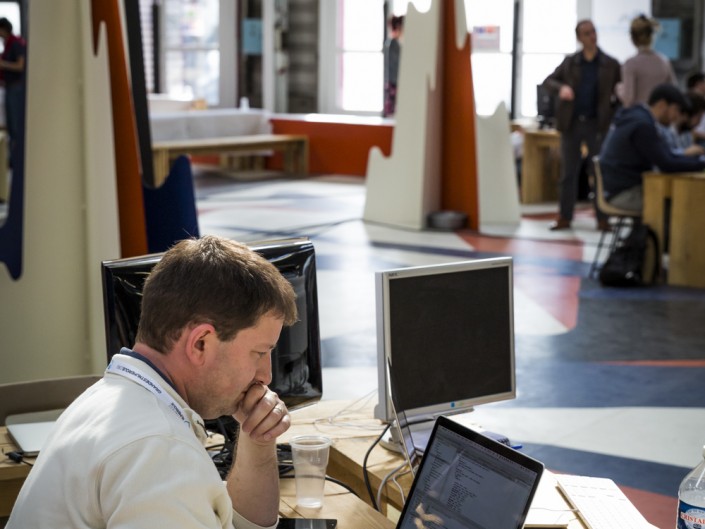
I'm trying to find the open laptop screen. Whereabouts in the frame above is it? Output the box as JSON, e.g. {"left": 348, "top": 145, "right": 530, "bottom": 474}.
{"left": 397, "top": 416, "right": 543, "bottom": 529}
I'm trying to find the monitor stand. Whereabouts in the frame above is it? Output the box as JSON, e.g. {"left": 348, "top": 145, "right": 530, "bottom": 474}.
{"left": 379, "top": 417, "right": 435, "bottom": 455}
{"left": 379, "top": 426, "right": 403, "bottom": 454}
{"left": 380, "top": 413, "right": 514, "bottom": 454}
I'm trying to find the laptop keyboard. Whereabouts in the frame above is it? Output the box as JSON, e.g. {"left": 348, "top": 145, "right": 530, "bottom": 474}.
{"left": 556, "top": 474, "right": 654, "bottom": 529}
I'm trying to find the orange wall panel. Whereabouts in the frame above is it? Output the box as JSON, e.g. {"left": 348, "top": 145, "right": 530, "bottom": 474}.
{"left": 271, "top": 117, "right": 393, "bottom": 176}
{"left": 440, "top": 0, "right": 479, "bottom": 230}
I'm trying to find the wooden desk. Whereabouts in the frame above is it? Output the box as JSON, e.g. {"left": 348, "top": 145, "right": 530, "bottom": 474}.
{"left": 0, "top": 427, "right": 32, "bottom": 517}
{"left": 279, "top": 478, "right": 393, "bottom": 529}
{"left": 643, "top": 171, "right": 705, "bottom": 288}
{"left": 152, "top": 134, "right": 309, "bottom": 187}
{"left": 3, "top": 401, "right": 654, "bottom": 529}
{"left": 521, "top": 129, "right": 561, "bottom": 204}
{"left": 0, "top": 424, "right": 391, "bottom": 529}
{"left": 284, "top": 401, "right": 587, "bottom": 527}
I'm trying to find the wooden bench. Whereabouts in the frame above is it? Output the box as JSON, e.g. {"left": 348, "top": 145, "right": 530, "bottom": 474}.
{"left": 152, "top": 134, "right": 309, "bottom": 187}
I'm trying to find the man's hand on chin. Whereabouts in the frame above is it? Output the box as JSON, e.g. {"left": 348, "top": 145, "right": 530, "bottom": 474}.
{"left": 233, "top": 384, "right": 290, "bottom": 445}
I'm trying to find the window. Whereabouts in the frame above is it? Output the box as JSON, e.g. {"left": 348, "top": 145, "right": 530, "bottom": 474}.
{"left": 162, "top": 0, "right": 220, "bottom": 105}
{"left": 338, "top": 0, "right": 384, "bottom": 113}
{"left": 466, "top": 0, "right": 514, "bottom": 116}
{"left": 0, "top": 0, "right": 21, "bottom": 53}
{"left": 520, "top": 0, "right": 577, "bottom": 117}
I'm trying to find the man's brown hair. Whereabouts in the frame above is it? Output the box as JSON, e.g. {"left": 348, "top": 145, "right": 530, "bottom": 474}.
{"left": 136, "top": 236, "right": 298, "bottom": 352}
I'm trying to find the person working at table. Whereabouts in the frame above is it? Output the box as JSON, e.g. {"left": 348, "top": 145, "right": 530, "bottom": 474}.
{"left": 656, "top": 91, "right": 705, "bottom": 157}
{"left": 6, "top": 235, "right": 298, "bottom": 529}
{"left": 600, "top": 83, "right": 705, "bottom": 213}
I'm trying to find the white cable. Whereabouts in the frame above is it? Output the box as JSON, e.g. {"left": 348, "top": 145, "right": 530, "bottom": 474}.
{"left": 312, "top": 389, "right": 386, "bottom": 431}
{"left": 391, "top": 466, "right": 413, "bottom": 505}
{"left": 376, "top": 460, "right": 409, "bottom": 510}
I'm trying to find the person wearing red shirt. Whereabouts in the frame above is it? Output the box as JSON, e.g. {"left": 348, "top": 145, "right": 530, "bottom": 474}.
{"left": 0, "top": 17, "right": 26, "bottom": 168}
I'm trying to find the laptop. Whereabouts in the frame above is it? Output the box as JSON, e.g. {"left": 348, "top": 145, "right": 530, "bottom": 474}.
{"left": 6, "top": 408, "right": 64, "bottom": 456}
{"left": 395, "top": 415, "right": 544, "bottom": 529}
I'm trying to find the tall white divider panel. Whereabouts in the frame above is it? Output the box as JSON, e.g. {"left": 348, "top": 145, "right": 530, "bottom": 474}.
{"left": 81, "top": 5, "right": 123, "bottom": 375}
{"left": 363, "top": 2, "right": 442, "bottom": 230}
{"left": 475, "top": 102, "right": 521, "bottom": 228}
{"left": 0, "top": 1, "right": 121, "bottom": 383}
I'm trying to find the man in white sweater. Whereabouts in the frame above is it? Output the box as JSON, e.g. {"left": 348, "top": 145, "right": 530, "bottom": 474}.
{"left": 7, "top": 235, "right": 298, "bottom": 529}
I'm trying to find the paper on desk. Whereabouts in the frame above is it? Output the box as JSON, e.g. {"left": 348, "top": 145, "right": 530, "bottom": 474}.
{"left": 523, "top": 474, "right": 575, "bottom": 528}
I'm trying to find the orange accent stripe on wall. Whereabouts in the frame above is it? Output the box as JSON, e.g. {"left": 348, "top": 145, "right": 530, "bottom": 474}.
{"left": 91, "top": 0, "right": 148, "bottom": 257}
{"left": 441, "top": 0, "right": 479, "bottom": 230}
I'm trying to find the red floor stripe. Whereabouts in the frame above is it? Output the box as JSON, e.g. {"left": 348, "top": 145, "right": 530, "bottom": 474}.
{"left": 459, "top": 233, "right": 585, "bottom": 261}
{"left": 515, "top": 271, "right": 581, "bottom": 330}
{"left": 621, "top": 485, "right": 676, "bottom": 529}
{"left": 601, "top": 360, "right": 705, "bottom": 367}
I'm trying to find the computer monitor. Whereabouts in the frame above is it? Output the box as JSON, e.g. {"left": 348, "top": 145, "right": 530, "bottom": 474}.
{"left": 100, "top": 237, "right": 323, "bottom": 410}
{"left": 374, "top": 257, "right": 516, "bottom": 423}
{"left": 536, "top": 84, "right": 556, "bottom": 129}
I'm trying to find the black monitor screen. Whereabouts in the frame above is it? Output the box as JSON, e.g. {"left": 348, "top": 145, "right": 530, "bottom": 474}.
{"left": 536, "top": 84, "right": 556, "bottom": 127}
{"left": 375, "top": 257, "right": 515, "bottom": 422}
{"left": 101, "top": 238, "right": 323, "bottom": 410}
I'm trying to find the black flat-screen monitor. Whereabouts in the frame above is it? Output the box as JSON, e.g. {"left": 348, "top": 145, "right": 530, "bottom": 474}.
{"left": 536, "top": 84, "right": 556, "bottom": 129}
{"left": 374, "top": 257, "right": 516, "bottom": 423}
{"left": 100, "top": 238, "right": 323, "bottom": 410}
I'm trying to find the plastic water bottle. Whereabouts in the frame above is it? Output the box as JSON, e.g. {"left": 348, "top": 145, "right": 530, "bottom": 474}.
{"left": 677, "top": 446, "right": 705, "bottom": 529}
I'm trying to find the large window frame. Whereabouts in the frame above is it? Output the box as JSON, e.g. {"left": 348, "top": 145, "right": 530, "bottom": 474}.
{"left": 152, "top": 0, "right": 647, "bottom": 116}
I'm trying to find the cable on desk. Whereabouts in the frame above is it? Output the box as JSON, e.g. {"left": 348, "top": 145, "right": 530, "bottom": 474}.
{"left": 3, "top": 450, "right": 33, "bottom": 467}
{"left": 376, "top": 460, "right": 409, "bottom": 510}
{"left": 391, "top": 465, "right": 412, "bottom": 505}
{"left": 363, "top": 422, "right": 391, "bottom": 512}
{"left": 312, "top": 390, "right": 386, "bottom": 432}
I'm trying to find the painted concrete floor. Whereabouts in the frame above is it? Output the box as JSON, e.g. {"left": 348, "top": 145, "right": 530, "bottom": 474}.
{"left": 194, "top": 170, "right": 705, "bottom": 529}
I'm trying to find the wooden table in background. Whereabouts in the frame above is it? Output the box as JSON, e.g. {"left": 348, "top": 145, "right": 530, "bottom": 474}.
{"left": 152, "top": 134, "right": 309, "bottom": 187}
{"left": 643, "top": 171, "right": 705, "bottom": 288}
{"left": 521, "top": 129, "right": 561, "bottom": 204}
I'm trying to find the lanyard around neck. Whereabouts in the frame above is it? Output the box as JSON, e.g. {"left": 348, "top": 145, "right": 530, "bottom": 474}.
{"left": 107, "top": 356, "right": 191, "bottom": 428}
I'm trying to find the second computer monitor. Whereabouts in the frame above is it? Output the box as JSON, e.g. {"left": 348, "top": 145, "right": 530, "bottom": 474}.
{"left": 374, "top": 257, "right": 516, "bottom": 423}
{"left": 101, "top": 237, "right": 323, "bottom": 411}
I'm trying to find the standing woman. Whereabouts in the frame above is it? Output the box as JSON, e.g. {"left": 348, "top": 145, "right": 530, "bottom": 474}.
{"left": 620, "top": 15, "right": 676, "bottom": 107}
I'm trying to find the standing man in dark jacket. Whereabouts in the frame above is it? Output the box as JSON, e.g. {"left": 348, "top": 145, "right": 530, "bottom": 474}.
{"left": 542, "top": 19, "right": 621, "bottom": 231}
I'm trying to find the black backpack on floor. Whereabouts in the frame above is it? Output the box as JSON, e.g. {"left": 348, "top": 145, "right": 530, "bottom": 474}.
{"left": 598, "top": 224, "right": 660, "bottom": 287}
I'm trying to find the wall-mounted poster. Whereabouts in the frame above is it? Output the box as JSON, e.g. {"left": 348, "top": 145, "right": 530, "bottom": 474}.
{"left": 654, "top": 18, "right": 680, "bottom": 60}
{"left": 472, "top": 25, "right": 500, "bottom": 52}
{"left": 242, "top": 18, "right": 262, "bottom": 55}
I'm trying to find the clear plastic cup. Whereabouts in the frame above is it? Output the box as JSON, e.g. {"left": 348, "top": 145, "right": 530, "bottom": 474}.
{"left": 289, "top": 435, "right": 332, "bottom": 508}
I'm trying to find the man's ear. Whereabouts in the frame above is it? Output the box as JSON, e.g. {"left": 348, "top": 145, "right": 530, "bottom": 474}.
{"left": 185, "top": 323, "right": 217, "bottom": 366}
